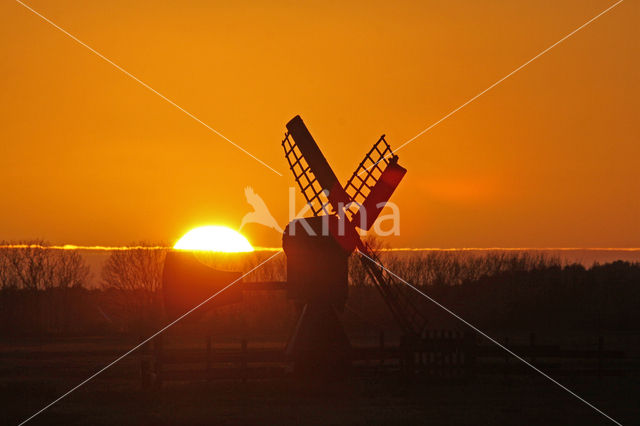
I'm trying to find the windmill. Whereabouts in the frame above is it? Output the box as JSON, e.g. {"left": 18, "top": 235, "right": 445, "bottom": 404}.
{"left": 160, "top": 115, "right": 428, "bottom": 379}
{"left": 282, "top": 115, "right": 428, "bottom": 376}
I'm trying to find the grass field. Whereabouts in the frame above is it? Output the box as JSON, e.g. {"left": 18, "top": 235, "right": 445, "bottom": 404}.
{"left": 1, "top": 336, "right": 638, "bottom": 425}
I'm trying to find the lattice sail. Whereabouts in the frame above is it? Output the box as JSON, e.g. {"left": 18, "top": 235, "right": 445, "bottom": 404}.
{"left": 343, "top": 135, "right": 405, "bottom": 230}
{"left": 282, "top": 132, "right": 331, "bottom": 216}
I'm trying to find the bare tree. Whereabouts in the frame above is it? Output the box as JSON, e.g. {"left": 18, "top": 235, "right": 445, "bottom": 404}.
{"left": 0, "top": 241, "right": 91, "bottom": 333}
{"left": 0, "top": 241, "right": 90, "bottom": 290}
{"left": 52, "top": 250, "right": 90, "bottom": 289}
{"left": 0, "top": 246, "right": 19, "bottom": 290}
{"left": 101, "top": 244, "right": 167, "bottom": 331}
{"left": 0, "top": 241, "right": 51, "bottom": 291}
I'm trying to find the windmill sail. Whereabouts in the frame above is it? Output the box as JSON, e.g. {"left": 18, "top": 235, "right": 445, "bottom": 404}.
{"left": 343, "top": 135, "right": 407, "bottom": 230}
{"left": 284, "top": 116, "right": 352, "bottom": 215}
{"left": 282, "top": 131, "right": 331, "bottom": 216}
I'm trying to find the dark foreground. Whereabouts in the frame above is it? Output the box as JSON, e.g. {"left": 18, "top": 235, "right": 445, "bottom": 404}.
{"left": 1, "top": 336, "right": 638, "bottom": 425}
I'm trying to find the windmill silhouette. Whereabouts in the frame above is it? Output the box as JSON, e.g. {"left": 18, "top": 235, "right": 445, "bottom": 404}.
{"left": 239, "top": 186, "right": 283, "bottom": 233}
{"left": 161, "top": 115, "right": 427, "bottom": 380}
{"left": 281, "top": 115, "right": 428, "bottom": 376}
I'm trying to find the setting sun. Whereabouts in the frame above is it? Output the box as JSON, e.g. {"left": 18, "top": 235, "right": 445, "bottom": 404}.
{"left": 174, "top": 226, "right": 254, "bottom": 252}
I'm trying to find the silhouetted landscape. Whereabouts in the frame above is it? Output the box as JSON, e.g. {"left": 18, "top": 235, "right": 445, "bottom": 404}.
{"left": 2, "top": 244, "right": 639, "bottom": 336}
{"left": 2, "top": 1, "right": 637, "bottom": 423}
{"left": 1, "top": 243, "right": 639, "bottom": 424}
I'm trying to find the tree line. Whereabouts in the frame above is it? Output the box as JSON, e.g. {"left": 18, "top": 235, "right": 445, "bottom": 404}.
{"left": 0, "top": 242, "right": 639, "bottom": 337}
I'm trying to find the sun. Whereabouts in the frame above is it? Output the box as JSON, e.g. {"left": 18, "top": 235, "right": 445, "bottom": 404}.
{"left": 174, "top": 225, "right": 254, "bottom": 252}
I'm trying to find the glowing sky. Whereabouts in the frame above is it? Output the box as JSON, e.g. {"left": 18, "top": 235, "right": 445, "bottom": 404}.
{"left": 0, "top": 0, "right": 637, "bottom": 248}
{"left": 174, "top": 226, "right": 254, "bottom": 252}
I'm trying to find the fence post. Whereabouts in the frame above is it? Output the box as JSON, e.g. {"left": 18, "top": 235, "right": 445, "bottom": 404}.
{"left": 401, "top": 335, "right": 415, "bottom": 380}
{"left": 504, "top": 336, "right": 510, "bottom": 382}
{"left": 206, "top": 335, "right": 212, "bottom": 382}
{"left": 464, "top": 332, "right": 476, "bottom": 381}
{"left": 379, "top": 331, "right": 385, "bottom": 368}
{"left": 597, "top": 336, "right": 603, "bottom": 380}
{"left": 140, "top": 338, "right": 151, "bottom": 390}
{"left": 423, "top": 331, "right": 429, "bottom": 373}
{"left": 444, "top": 330, "right": 450, "bottom": 377}
{"left": 241, "top": 339, "right": 248, "bottom": 383}
{"left": 455, "top": 331, "right": 462, "bottom": 377}
{"left": 529, "top": 332, "right": 536, "bottom": 365}
{"left": 436, "top": 330, "right": 443, "bottom": 377}
{"left": 153, "top": 334, "right": 163, "bottom": 389}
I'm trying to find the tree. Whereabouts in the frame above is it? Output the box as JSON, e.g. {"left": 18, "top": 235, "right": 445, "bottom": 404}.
{"left": 0, "top": 241, "right": 91, "bottom": 333}
{"left": 0, "top": 241, "right": 90, "bottom": 290}
{"left": 101, "top": 244, "right": 167, "bottom": 332}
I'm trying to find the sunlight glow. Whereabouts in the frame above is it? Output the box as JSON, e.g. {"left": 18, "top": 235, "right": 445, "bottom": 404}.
{"left": 174, "top": 226, "right": 254, "bottom": 252}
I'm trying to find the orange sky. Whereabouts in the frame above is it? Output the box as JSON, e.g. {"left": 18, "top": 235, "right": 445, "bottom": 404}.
{"left": 0, "top": 0, "right": 638, "bottom": 249}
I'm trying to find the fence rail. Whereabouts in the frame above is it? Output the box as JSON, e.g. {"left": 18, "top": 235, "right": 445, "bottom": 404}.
{"left": 139, "top": 331, "right": 628, "bottom": 389}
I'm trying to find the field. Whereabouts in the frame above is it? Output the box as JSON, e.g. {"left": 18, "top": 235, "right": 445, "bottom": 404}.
{"left": 2, "top": 331, "right": 639, "bottom": 425}
{"left": 1, "top": 250, "right": 639, "bottom": 425}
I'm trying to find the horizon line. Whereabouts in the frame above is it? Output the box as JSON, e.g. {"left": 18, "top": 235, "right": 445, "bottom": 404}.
{"left": 1, "top": 244, "right": 639, "bottom": 252}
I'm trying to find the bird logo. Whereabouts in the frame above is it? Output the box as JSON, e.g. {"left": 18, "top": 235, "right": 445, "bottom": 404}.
{"left": 239, "top": 187, "right": 283, "bottom": 233}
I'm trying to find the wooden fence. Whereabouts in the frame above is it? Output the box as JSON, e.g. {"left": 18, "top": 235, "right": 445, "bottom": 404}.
{"left": 140, "top": 331, "right": 627, "bottom": 389}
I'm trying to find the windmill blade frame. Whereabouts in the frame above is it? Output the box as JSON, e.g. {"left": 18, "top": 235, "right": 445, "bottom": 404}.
{"left": 343, "top": 135, "right": 407, "bottom": 230}
{"left": 282, "top": 131, "right": 331, "bottom": 216}
{"left": 284, "top": 116, "right": 352, "bottom": 215}
{"left": 344, "top": 135, "right": 395, "bottom": 206}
